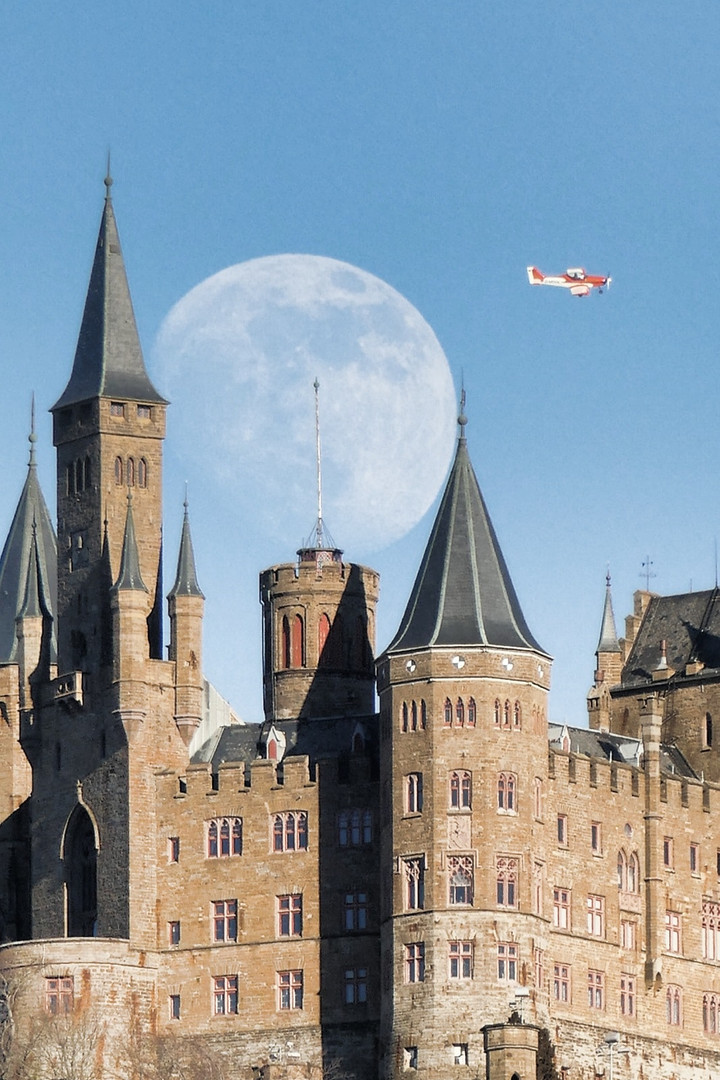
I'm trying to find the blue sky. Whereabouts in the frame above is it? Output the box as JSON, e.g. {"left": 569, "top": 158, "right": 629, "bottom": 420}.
{"left": 2, "top": 5, "right": 720, "bottom": 723}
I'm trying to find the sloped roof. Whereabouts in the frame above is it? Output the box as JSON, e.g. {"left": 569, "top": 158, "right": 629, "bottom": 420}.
{"left": 548, "top": 724, "right": 697, "bottom": 779}
{"left": 0, "top": 444, "right": 57, "bottom": 663}
{"left": 621, "top": 589, "right": 720, "bottom": 687}
{"left": 52, "top": 181, "right": 166, "bottom": 410}
{"left": 113, "top": 497, "right": 147, "bottom": 592}
{"left": 192, "top": 714, "right": 378, "bottom": 771}
{"left": 597, "top": 574, "right": 621, "bottom": 653}
{"left": 168, "top": 502, "right": 203, "bottom": 599}
{"left": 386, "top": 424, "right": 546, "bottom": 655}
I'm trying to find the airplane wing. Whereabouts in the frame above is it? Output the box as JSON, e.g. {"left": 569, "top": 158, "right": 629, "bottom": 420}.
{"left": 570, "top": 284, "right": 590, "bottom": 297}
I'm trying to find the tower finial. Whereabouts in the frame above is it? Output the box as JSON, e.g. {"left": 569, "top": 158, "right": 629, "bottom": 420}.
{"left": 28, "top": 393, "right": 37, "bottom": 466}
{"left": 458, "top": 383, "right": 468, "bottom": 438}
{"left": 184, "top": 481, "right": 189, "bottom": 514}
{"left": 314, "top": 377, "right": 323, "bottom": 549}
{"left": 104, "top": 151, "right": 113, "bottom": 198}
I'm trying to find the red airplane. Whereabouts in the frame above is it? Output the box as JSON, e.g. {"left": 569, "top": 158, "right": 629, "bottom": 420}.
{"left": 527, "top": 266, "right": 611, "bottom": 297}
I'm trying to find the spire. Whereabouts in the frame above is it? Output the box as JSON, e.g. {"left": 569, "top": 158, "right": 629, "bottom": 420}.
{"left": 168, "top": 497, "right": 204, "bottom": 598}
{"left": 52, "top": 177, "right": 167, "bottom": 410}
{"left": 387, "top": 400, "right": 546, "bottom": 654}
{"left": 597, "top": 570, "right": 621, "bottom": 654}
{"left": 0, "top": 417, "right": 58, "bottom": 661}
{"left": 17, "top": 523, "right": 49, "bottom": 620}
{"left": 113, "top": 493, "right": 148, "bottom": 592}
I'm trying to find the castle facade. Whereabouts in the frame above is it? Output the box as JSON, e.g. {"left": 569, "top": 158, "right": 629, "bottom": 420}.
{"left": 0, "top": 184, "right": 720, "bottom": 1080}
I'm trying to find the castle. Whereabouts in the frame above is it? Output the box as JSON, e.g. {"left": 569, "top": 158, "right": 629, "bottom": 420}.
{"left": 1, "top": 181, "right": 720, "bottom": 1080}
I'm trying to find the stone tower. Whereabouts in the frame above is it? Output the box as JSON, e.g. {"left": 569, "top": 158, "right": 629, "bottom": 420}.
{"left": 377, "top": 407, "right": 552, "bottom": 1079}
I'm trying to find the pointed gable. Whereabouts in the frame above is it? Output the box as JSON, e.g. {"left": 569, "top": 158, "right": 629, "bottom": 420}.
{"left": 168, "top": 502, "right": 204, "bottom": 599}
{"left": 597, "top": 573, "right": 621, "bottom": 654}
{"left": 0, "top": 441, "right": 57, "bottom": 662}
{"left": 113, "top": 497, "right": 147, "bottom": 592}
{"left": 52, "top": 178, "right": 166, "bottom": 410}
{"left": 387, "top": 421, "right": 545, "bottom": 655}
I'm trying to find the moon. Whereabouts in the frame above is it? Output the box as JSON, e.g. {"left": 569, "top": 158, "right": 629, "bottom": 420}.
{"left": 153, "top": 254, "right": 457, "bottom": 555}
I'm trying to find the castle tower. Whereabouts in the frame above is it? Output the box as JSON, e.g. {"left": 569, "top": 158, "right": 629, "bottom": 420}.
{"left": 377, "top": 405, "right": 552, "bottom": 1080}
{"left": 588, "top": 572, "right": 622, "bottom": 731}
{"left": 167, "top": 499, "right": 205, "bottom": 744}
{"left": 50, "top": 173, "right": 167, "bottom": 676}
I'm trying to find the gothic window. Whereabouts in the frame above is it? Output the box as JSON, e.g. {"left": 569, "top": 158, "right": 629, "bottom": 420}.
{"left": 467, "top": 697, "right": 476, "bottom": 726}
{"left": 706, "top": 712, "right": 714, "bottom": 749}
{"left": 406, "top": 773, "right": 423, "bottom": 814}
{"left": 65, "top": 806, "right": 97, "bottom": 937}
{"left": 496, "top": 857, "right": 518, "bottom": 908}
{"left": 444, "top": 698, "right": 453, "bottom": 726}
{"left": 403, "top": 857, "right": 425, "bottom": 910}
{"left": 114, "top": 456, "right": 123, "bottom": 486}
{"left": 272, "top": 811, "right": 308, "bottom": 852}
{"left": 704, "top": 992, "right": 719, "bottom": 1033}
{"left": 318, "top": 613, "right": 331, "bottom": 659}
{"left": 702, "top": 901, "right": 720, "bottom": 959}
{"left": 449, "top": 770, "right": 471, "bottom": 809}
{"left": 291, "top": 614, "right": 304, "bottom": 668}
{"left": 278, "top": 894, "right": 302, "bottom": 937}
{"left": 212, "top": 899, "right": 238, "bottom": 943}
{"left": 401, "top": 701, "right": 409, "bottom": 732}
{"left": 84, "top": 455, "right": 91, "bottom": 489}
{"left": 75, "top": 458, "right": 83, "bottom": 492}
{"left": 66, "top": 461, "right": 75, "bottom": 496}
{"left": 494, "top": 699, "right": 502, "bottom": 726}
{"left": 206, "top": 818, "right": 242, "bottom": 858}
{"left": 281, "top": 616, "right": 291, "bottom": 669}
{"left": 666, "top": 984, "right": 682, "bottom": 1026}
{"left": 455, "top": 698, "right": 465, "bottom": 726}
{"left": 513, "top": 701, "right": 522, "bottom": 728}
{"left": 617, "top": 849, "right": 640, "bottom": 892}
{"left": 213, "top": 975, "right": 238, "bottom": 1015}
{"left": 420, "top": 700, "right": 427, "bottom": 729}
{"left": 504, "top": 700, "right": 511, "bottom": 727}
{"left": 127, "top": 456, "right": 135, "bottom": 486}
{"left": 411, "top": 701, "right": 418, "bottom": 731}
{"left": 448, "top": 855, "right": 473, "bottom": 905}
{"left": 277, "top": 970, "right": 303, "bottom": 1010}
{"left": 497, "top": 772, "right": 516, "bottom": 812}
{"left": 138, "top": 458, "right": 147, "bottom": 488}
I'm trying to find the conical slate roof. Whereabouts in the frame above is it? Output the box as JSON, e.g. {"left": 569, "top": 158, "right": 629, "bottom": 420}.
{"left": 0, "top": 438, "right": 57, "bottom": 662}
{"left": 52, "top": 178, "right": 166, "bottom": 410}
{"left": 596, "top": 572, "right": 621, "bottom": 653}
{"left": 113, "top": 497, "right": 147, "bottom": 592}
{"left": 168, "top": 502, "right": 204, "bottom": 599}
{"left": 387, "top": 419, "right": 546, "bottom": 655}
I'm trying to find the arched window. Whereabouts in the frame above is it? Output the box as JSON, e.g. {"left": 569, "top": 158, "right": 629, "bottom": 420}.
{"left": 281, "top": 617, "right": 291, "bottom": 669}
{"left": 444, "top": 698, "right": 453, "bottom": 726}
{"left": 513, "top": 701, "right": 522, "bottom": 728}
{"left": 401, "top": 702, "right": 409, "bottom": 733}
{"left": 448, "top": 856, "right": 473, "bottom": 905}
{"left": 455, "top": 698, "right": 465, "bottom": 727}
{"left": 420, "top": 700, "right": 427, "bottom": 729}
{"left": 496, "top": 857, "right": 518, "bottom": 908}
{"left": 66, "top": 462, "right": 75, "bottom": 496}
{"left": 138, "top": 458, "right": 147, "bottom": 488}
{"left": 704, "top": 993, "right": 718, "bottom": 1033}
{"left": 127, "top": 457, "right": 135, "bottom": 486}
{"left": 666, "top": 984, "right": 682, "bottom": 1026}
{"left": 467, "top": 698, "right": 476, "bottom": 727}
{"left": 65, "top": 806, "right": 97, "bottom": 937}
{"left": 75, "top": 458, "right": 83, "bottom": 492}
{"left": 411, "top": 701, "right": 418, "bottom": 732}
{"left": 628, "top": 852, "right": 640, "bottom": 893}
{"left": 706, "top": 712, "right": 713, "bottom": 748}
{"left": 617, "top": 850, "right": 626, "bottom": 889}
{"left": 498, "top": 772, "right": 516, "bottom": 812}
{"left": 450, "top": 770, "right": 472, "bottom": 809}
{"left": 318, "top": 613, "right": 331, "bottom": 662}
{"left": 84, "top": 456, "right": 91, "bottom": 490}
{"left": 291, "top": 614, "right": 304, "bottom": 668}
{"left": 494, "top": 699, "right": 501, "bottom": 726}
{"left": 504, "top": 700, "right": 511, "bottom": 728}
{"left": 114, "top": 456, "right": 123, "bottom": 486}
{"left": 330, "top": 613, "right": 344, "bottom": 666}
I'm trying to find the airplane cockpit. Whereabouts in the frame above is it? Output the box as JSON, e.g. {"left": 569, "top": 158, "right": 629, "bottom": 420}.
{"left": 566, "top": 268, "right": 586, "bottom": 279}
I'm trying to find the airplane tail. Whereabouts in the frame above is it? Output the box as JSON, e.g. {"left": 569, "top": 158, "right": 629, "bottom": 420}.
{"left": 526, "top": 266, "right": 544, "bottom": 285}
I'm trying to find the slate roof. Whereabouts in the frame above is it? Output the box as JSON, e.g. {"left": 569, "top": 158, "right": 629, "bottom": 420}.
{"left": 52, "top": 181, "right": 166, "bottom": 410}
{"left": 192, "top": 713, "right": 378, "bottom": 773}
{"left": 168, "top": 503, "right": 203, "bottom": 599}
{"left": 113, "top": 497, "right": 147, "bottom": 592}
{"left": 597, "top": 575, "right": 621, "bottom": 653}
{"left": 0, "top": 442, "right": 57, "bottom": 663}
{"left": 386, "top": 423, "right": 546, "bottom": 655}
{"left": 548, "top": 724, "right": 697, "bottom": 779}
{"left": 621, "top": 589, "right": 720, "bottom": 687}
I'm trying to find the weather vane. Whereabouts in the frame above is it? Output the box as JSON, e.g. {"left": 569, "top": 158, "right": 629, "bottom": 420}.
{"left": 640, "top": 556, "right": 657, "bottom": 591}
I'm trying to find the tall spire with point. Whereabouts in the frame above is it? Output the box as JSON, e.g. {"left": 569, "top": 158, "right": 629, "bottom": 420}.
{"left": 387, "top": 394, "right": 546, "bottom": 654}
{"left": 596, "top": 570, "right": 621, "bottom": 654}
{"left": 113, "top": 493, "right": 147, "bottom": 592}
{"left": 168, "top": 496, "right": 203, "bottom": 599}
{"left": 52, "top": 172, "right": 167, "bottom": 410}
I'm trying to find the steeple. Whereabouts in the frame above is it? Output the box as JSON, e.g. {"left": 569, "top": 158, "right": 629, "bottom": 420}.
{"left": 387, "top": 403, "right": 545, "bottom": 654}
{"left": 113, "top": 495, "right": 147, "bottom": 592}
{"left": 0, "top": 418, "right": 57, "bottom": 662}
{"left": 168, "top": 499, "right": 203, "bottom": 599}
{"left": 596, "top": 570, "right": 621, "bottom": 654}
{"left": 52, "top": 174, "right": 166, "bottom": 411}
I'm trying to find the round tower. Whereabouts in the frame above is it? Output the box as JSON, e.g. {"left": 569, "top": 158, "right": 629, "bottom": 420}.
{"left": 260, "top": 543, "right": 379, "bottom": 721}
{"left": 377, "top": 408, "right": 552, "bottom": 1080}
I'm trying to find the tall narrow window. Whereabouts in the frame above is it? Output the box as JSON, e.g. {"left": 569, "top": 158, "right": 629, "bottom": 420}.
{"left": 75, "top": 458, "right": 83, "bottom": 492}
{"left": 213, "top": 975, "right": 238, "bottom": 1015}
{"left": 406, "top": 773, "right": 423, "bottom": 814}
{"left": 66, "top": 462, "right": 75, "bottom": 496}
{"left": 666, "top": 984, "right": 682, "bottom": 1026}
{"left": 455, "top": 698, "right": 465, "bottom": 726}
{"left": 411, "top": 701, "right": 418, "bottom": 731}
{"left": 467, "top": 698, "right": 476, "bottom": 726}
{"left": 587, "top": 970, "right": 604, "bottom": 1009}
{"left": 665, "top": 910, "right": 681, "bottom": 954}
{"left": 504, "top": 700, "right": 511, "bottom": 727}
{"left": 704, "top": 993, "right": 718, "bottom": 1033}
{"left": 282, "top": 616, "right": 291, "bottom": 669}
{"left": 404, "top": 858, "right": 425, "bottom": 910}
{"left": 449, "top": 770, "right": 471, "bottom": 809}
{"left": 291, "top": 614, "right": 304, "bottom": 668}
{"left": 497, "top": 942, "right": 517, "bottom": 981}
{"left": 513, "top": 701, "right": 522, "bottom": 728}
{"left": 449, "top": 940, "right": 473, "bottom": 979}
{"left": 496, "top": 857, "right": 518, "bottom": 908}
{"left": 83, "top": 456, "right": 91, "bottom": 489}
{"left": 277, "top": 970, "right": 303, "bottom": 1010}
{"left": 318, "top": 613, "right": 331, "bottom": 660}
{"left": 405, "top": 943, "right": 425, "bottom": 983}
{"left": 420, "top": 700, "right": 427, "bottom": 729}
{"left": 444, "top": 698, "right": 453, "bottom": 726}
{"left": 448, "top": 856, "right": 473, "bottom": 905}
{"left": 138, "top": 458, "right": 147, "bottom": 488}
{"left": 114, "top": 456, "right": 123, "bottom": 485}
{"left": 706, "top": 712, "right": 713, "bottom": 748}
{"left": 498, "top": 772, "right": 516, "bottom": 812}
{"left": 401, "top": 701, "right": 409, "bottom": 732}
{"left": 127, "top": 456, "right": 135, "bottom": 486}
{"left": 620, "top": 974, "right": 635, "bottom": 1017}
{"left": 66, "top": 806, "right": 97, "bottom": 937}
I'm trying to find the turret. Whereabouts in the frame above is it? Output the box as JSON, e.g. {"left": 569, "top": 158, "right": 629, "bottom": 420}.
{"left": 588, "top": 571, "right": 622, "bottom": 730}
{"left": 377, "top": 399, "right": 552, "bottom": 1080}
{"left": 167, "top": 499, "right": 204, "bottom": 745}
{"left": 110, "top": 493, "right": 150, "bottom": 737}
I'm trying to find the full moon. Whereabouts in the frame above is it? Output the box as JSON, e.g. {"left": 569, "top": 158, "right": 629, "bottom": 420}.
{"left": 153, "top": 254, "right": 457, "bottom": 554}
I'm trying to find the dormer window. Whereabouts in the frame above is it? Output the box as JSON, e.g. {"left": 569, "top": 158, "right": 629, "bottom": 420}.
{"left": 110, "top": 402, "right": 125, "bottom": 417}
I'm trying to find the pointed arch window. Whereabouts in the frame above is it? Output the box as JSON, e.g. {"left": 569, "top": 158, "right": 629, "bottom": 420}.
{"left": 448, "top": 855, "right": 474, "bottom": 905}
{"left": 138, "top": 458, "right": 147, "bottom": 488}
{"left": 450, "top": 770, "right": 472, "bottom": 809}
{"left": 498, "top": 772, "right": 516, "bottom": 813}
{"left": 127, "top": 457, "right": 135, "bottom": 486}
{"left": 75, "top": 458, "right": 83, "bottom": 493}
{"left": 401, "top": 702, "right": 409, "bottom": 733}
{"left": 494, "top": 699, "right": 502, "bottom": 726}
{"left": 291, "top": 615, "right": 304, "bottom": 668}
{"left": 281, "top": 617, "right": 291, "bottom": 669}
{"left": 318, "top": 613, "right": 331, "bottom": 661}
{"left": 455, "top": 698, "right": 465, "bottom": 727}
{"left": 504, "top": 700, "right": 511, "bottom": 728}
{"left": 420, "top": 700, "right": 427, "bottom": 729}
{"left": 65, "top": 806, "right": 97, "bottom": 937}
{"left": 114, "top": 456, "right": 123, "bottom": 486}
{"left": 411, "top": 701, "right": 418, "bottom": 732}
{"left": 444, "top": 698, "right": 453, "bottom": 726}
{"left": 467, "top": 698, "right": 476, "bottom": 727}
{"left": 513, "top": 701, "right": 522, "bottom": 728}
{"left": 84, "top": 456, "right": 91, "bottom": 490}
{"left": 66, "top": 462, "right": 75, "bottom": 496}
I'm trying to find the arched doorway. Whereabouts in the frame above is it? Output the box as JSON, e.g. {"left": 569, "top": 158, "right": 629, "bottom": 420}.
{"left": 65, "top": 806, "right": 97, "bottom": 937}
